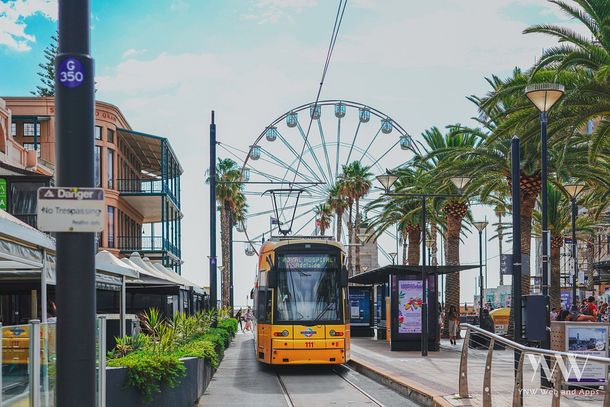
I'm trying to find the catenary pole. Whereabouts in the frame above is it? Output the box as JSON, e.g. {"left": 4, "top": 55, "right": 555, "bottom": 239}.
{"left": 209, "top": 111, "right": 218, "bottom": 309}
{"left": 55, "top": 0, "right": 96, "bottom": 405}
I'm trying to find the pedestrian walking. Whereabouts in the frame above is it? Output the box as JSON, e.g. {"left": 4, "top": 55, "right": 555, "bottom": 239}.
{"left": 235, "top": 308, "right": 244, "bottom": 332}
{"left": 448, "top": 305, "right": 459, "bottom": 345}
{"left": 244, "top": 306, "right": 254, "bottom": 332}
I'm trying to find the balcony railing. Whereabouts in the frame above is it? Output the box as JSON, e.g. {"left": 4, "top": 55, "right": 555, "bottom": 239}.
{"left": 117, "top": 236, "right": 180, "bottom": 257}
{"left": 117, "top": 178, "right": 164, "bottom": 194}
{"left": 116, "top": 178, "right": 179, "bottom": 207}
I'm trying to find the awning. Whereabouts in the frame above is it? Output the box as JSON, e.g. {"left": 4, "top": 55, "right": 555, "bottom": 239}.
{"left": 349, "top": 264, "right": 480, "bottom": 285}
{"left": 95, "top": 250, "right": 139, "bottom": 279}
{"left": 123, "top": 252, "right": 178, "bottom": 286}
{"left": 149, "top": 261, "right": 204, "bottom": 294}
{"left": 116, "top": 128, "right": 183, "bottom": 177}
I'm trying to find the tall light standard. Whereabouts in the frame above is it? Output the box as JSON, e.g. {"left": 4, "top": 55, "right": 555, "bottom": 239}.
{"left": 389, "top": 252, "right": 398, "bottom": 265}
{"left": 524, "top": 83, "right": 564, "bottom": 298}
{"left": 495, "top": 206, "right": 506, "bottom": 286}
{"left": 473, "top": 221, "right": 488, "bottom": 323}
{"left": 376, "top": 172, "right": 469, "bottom": 356}
{"left": 564, "top": 181, "right": 585, "bottom": 306}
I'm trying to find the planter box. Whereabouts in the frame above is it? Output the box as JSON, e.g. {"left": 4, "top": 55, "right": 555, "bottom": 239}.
{"left": 106, "top": 357, "right": 213, "bottom": 407}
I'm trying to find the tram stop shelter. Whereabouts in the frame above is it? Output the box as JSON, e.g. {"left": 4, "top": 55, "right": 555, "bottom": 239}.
{"left": 349, "top": 264, "right": 478, "bottom": 351}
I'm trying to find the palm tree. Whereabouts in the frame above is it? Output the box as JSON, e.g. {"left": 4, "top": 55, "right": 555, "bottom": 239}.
{"left": 341, "top": 161, "right": 372, "bottom": 275}
{"left": 326, "top": 183, "right": 349, "bottom": 242}
{"left": 207, "top": 158, "right": 246, "bottom": 307}
{"left": 314, "top": 203, "right": 332, "bottom": 235}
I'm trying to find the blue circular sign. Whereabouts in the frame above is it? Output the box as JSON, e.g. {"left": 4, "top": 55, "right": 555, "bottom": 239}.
{"left": 58, "top": 57, "right": 85, "bottom": 88}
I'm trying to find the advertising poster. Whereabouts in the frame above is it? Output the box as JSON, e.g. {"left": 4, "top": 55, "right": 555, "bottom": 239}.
{"left": 560, "top": 291, "right": 572, "bottom": 310}
{"left": 565, "top": 325, "right": 609, "bottom": 383}
{"left": 349, "top": 287, "right": 371, "bottom": 326}
{"left": 398, "top": 280, "right": 423, "bottom": 334}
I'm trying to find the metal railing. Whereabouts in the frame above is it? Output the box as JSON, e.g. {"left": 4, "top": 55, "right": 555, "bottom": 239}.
{"left": 459, "top": 323, "right": 610, "bottom": 407}
{"left": 116, "top": 178, "right": 164, "bottom": 194}
{"left": 117, "top": 236, "right": 180, "bottom": 257}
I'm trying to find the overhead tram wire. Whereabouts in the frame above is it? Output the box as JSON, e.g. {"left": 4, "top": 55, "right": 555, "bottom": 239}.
{"left": 290, "top": 0, "right": 348, "bottom": 188}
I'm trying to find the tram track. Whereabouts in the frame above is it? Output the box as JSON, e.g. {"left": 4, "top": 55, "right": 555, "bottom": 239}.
{"left": 274, "top": 365, "right": 385, "bottom": 407}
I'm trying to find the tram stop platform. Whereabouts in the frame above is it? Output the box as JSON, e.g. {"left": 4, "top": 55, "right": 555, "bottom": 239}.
{"left": 349, "top": 336, "right": 606, "bottom": 407}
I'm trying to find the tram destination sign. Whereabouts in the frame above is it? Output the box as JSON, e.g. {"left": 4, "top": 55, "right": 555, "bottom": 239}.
{"left": 37, "top": 187, "right": 105, "bottom": 232}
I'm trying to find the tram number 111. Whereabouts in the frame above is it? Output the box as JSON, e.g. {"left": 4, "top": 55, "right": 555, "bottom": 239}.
{"left": 305, "top": 341, "right": 314, "bottom": 348}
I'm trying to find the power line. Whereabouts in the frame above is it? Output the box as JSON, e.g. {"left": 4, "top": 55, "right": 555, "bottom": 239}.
{"left": 291, "top": 0, "right": 348, "bottom": 186}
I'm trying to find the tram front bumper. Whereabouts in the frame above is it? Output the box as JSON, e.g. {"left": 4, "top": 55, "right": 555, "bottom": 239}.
{"left": 271, "top": 340, "right": 346, "bottom": 365}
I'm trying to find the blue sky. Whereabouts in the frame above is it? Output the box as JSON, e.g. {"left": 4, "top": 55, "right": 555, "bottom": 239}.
{"left": 0, "top": 0, "right": 576, "bottom": 304}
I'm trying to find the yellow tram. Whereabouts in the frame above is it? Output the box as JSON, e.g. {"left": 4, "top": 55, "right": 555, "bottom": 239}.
{"left": 253, "top": 237, "right": 350, "bottom": 365}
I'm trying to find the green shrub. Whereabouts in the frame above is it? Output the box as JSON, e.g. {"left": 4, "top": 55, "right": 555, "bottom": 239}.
{"left": 208, "top": 327, "right": 231, "bottom": 348}
{"left": 173, "top": 338, "right": 219, "bottom": 368}
{"left": 108, "top": 351, "right": 186, "bottom": 402}
{"left": 217, "top": 318, "right": 238, "bottom": 337}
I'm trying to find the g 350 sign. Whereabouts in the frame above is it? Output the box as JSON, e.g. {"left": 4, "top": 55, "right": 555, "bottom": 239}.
{"left": 58, "top": 57, "right": 85, "bottom": 88}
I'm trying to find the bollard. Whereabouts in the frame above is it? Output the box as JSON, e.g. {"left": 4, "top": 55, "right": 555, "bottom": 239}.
{"left": 29, "top": 320, "right": 41, "bottom": 407}
{"left": 459, "top": 328, "right": 470, "bottom": 398}
{"left": 483, "top": 338, "right": 495, "bottom": 407}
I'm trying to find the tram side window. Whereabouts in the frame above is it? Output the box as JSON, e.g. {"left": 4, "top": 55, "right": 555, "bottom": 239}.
{"left": 256, "top": 289, "right": 273, "bottom": 322}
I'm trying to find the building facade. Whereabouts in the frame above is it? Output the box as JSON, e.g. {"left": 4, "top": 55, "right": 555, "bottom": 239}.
{"left": 0, "top": 97, "right": 183, "bottom": 273}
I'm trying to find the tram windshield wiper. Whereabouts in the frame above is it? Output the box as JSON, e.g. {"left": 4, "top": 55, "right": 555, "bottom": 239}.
{"left": 304, "top": 302, "right": 335, "bottom": 326}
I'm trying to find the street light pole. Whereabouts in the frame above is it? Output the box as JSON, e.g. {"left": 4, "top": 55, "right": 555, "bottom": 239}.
{"left": 571, "top": 196, "right": 578, "bottom": 306}
{"left": 209, "top": 111, "right": 217, "bottom": 309}
{"left": 421, "top": 195, "right": 428, "bottom": 357}
{"left": 55, "top": 0, "right": 96, "bottom": 405}
{"left": 473, "top": 222, "right": 488, "bottom": 324}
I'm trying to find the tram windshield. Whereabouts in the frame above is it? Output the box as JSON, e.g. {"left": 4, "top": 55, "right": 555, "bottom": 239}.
{"left": 275, "top": 253, "right": 340, "bottom": 323}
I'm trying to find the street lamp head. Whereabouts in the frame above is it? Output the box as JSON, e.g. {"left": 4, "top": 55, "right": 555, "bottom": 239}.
{"left": 564, "top": 181, "right": 585, "bottom": 199}
{"left": 494, "top": 205, "right": 505, "bottom": 218}
{"left": 450, "top": 176, "right": 471, "bottom": 192}
{"left": 473, "top": 221, "right": 488, "bottom": 232}
{"left": 524, "top": 83, "right": 565, "bottom": 113}
{"left": 376, "top": 172, "right": 398, "bottom": 193}
{"left": 425, "top": 238, "right": 434, "bottom": 248}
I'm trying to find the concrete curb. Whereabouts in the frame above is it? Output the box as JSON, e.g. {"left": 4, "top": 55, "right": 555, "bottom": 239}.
{"left": 348, "top": 357, "right": 459, "bottom": 407}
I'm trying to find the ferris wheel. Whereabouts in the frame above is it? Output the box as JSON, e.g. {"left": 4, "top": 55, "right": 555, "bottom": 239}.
{"left": 218, "top": 100, "right": 420, "bottom": 259}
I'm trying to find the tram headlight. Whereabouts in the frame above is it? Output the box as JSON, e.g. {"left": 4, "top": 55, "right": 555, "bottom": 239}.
{"left": 274, "top": 330, "right": 289, "bottom": 337}
{"left": 329, "top": 330, "right": 344, "bottom": 337}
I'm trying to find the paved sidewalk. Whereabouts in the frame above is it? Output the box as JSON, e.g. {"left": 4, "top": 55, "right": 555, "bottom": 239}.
{"left": 198, "top": 332, "right": 287, "bottom": 406}
{"left": 350, "top": 337, "right": 606, "bottom": 407}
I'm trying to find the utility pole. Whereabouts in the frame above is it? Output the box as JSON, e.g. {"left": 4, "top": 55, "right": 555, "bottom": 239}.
{"left": 511, "top": 136, "right": 523, "bottom": 394}
{"left": 55, "top": 0, "right": 96, "bottom": 405}
{"left": 209, "top": 111, "right": 217, "bottom": 309}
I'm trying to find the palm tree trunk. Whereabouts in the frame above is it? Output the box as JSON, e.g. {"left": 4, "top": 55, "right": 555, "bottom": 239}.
{"left": 355, "top": 198, "right": 361, "bottom": 275}
{"left": 550, "top": 237, "right": 562, "bottom": 311}
{"left": 220, "top": 203, "right": 231, "bottom": 307}
{"left": 430, "top": 221, "right": 438, "bottom": 267}
{"left": 336, "top": 210, "right": 343, "bottom": 242}
{"left": 444, "top": 213, "right": 463, "bottom": 338}
{"left": 407, "top": 229, "right": 420, "bottom": 265}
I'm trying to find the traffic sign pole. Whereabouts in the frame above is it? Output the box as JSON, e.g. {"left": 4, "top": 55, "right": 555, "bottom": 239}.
{"left": 55, "top": 0, "right": 97, "bottom": 405}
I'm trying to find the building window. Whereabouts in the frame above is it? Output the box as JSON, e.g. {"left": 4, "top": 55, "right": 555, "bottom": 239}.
{"left": 95, "top": 126, "right": 102, "bottom": 140}
{"left": 23, "top": 143, "right": 41, "bottom": 158}
{"left": 23, "top": 123, "right": 41, "bottom": 136}
{"left": 11, "top": 123, "right": 16, "bottom": 137}
{"left": 107, "top": 129, "right": 114, "bottom": 143}
{"left": 108, "top": 206, "right": 115, "bottom": 248}
{"left": 95, "top": 146, "right": 102, "bottom": 188}
{"left": 107, "top": 149, "right": 114, "bottom": 189}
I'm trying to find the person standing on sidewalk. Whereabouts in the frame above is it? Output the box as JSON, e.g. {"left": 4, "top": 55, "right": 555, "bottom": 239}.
{"left": 235, "top": 308, "right": 244, "bottom": 332}
{"left": 448, "top": 305, "right": 459, "bottom": 345}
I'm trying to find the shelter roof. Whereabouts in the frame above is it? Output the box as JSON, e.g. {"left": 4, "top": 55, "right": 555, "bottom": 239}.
{"left": 349, "top": 264, "right": 479, "bottom": 285}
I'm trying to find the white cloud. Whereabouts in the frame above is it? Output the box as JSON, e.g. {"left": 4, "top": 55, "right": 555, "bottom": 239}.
{"left": 242, "top": 0, "right": 317, "bottom": 24}
{"left": 170, "top": 0, "right": 189, "bottom": 12}
{"left": 122, "top": 48, "right": 147, "bottom": 58}
{"left": 0, "top": 0, "right": 57, "bottom": 51}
